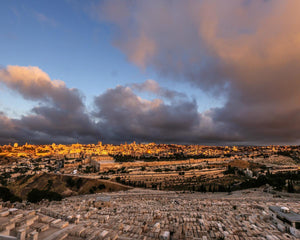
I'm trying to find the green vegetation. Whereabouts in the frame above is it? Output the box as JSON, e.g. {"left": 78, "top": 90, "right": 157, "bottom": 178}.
{"left": 278, "top": 150, "right": 300, "bottom": 163}
{"left": 84, "top": 166, "right": 95, "bottom": 173}
{"left": 66, "top": 177, "right": 83, "bottom": 189}
{"left": 236, "top": 171, "right": 299, "bottom": 192}
{"left": 98, "top": 183, "right": 106, "bottom": 190}
{"left": 46, "top": 179, "right": 53, "bottom": 190}
{"left": 89, "top": 184, "right": 106, "bottom": 194}
{"left": 224, "top": 165, "right": 246, "bottom": 176}
{"left": 0, "top": 187, "right": 21, "bottom": 202}
{"left": 27, "top": 188, "right": 62, "bottom": 203}
{"left": 113, "top": 153, "right": 218, "bottom": 163}
{"left": 89, "top": 186, "right": 97, "bottom": 194}
{"left": 76, "top": 178, "right": 83, "bottom": 189}
{"left": 66, "top": 177, "right": 75, "bottom": 187}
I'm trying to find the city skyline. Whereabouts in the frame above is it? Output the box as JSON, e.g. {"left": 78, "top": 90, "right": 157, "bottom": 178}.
{"left": 0, "top": 0, "right": 300, "bottom": 145}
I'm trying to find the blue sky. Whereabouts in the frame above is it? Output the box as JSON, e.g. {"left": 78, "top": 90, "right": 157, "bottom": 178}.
{"left": 0, "top": 1, "right": 224, "bottom": 118}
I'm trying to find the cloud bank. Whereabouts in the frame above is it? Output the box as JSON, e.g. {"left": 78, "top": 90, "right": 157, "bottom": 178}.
{"left": 93, "top": 85, "right": 229, "bottom": 143}
{"left": 90, "top": 0, "right": 300, "bottom": 144}
{"left": 0, "top": 65, "right": 237, "bottom": 144}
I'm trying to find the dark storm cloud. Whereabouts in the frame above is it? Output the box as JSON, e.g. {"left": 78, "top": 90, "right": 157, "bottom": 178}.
{"left": 93, "top": 84, "right": 238, "bottom": 144}
{"left": 93, "top": 85, "right": 198, "bottom": 142}
{"left": 0, "top": 112, "right": 21, "bottom": 144}
{"left": 17, "top": 106, "right": 99, "bottom": 140}
{"left": 91, "top": 0, "right": 300, "bottom": 144}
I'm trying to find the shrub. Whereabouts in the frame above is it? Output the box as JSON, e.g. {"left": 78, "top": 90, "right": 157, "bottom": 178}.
{"left": 66, "top": 177, "right": 75, "bottom": 187}
{"left": 27, "top": 188, "right": 62, "bottom": 203}
{"left": 76, "top": 178, "right": 83, "bottom": 189}
{"left": 89, "top": 186, "right": 97, "bottom": 194}
{"left": 0, "top": 187, "right": 21, "bottom": 202}
{"left": 98, "top": 184, "right": 106, "bottom": 190}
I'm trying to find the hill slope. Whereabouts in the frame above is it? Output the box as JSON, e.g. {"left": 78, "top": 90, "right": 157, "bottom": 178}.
{"left": 9, "top": 173, "right": 131, "bottom": 200}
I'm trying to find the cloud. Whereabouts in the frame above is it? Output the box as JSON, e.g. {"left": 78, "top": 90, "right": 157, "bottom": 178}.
{"left": 0, "top": 66, "right": 100, "bottom": 144}
{"left": 91, "top": 0, "right": 300, "bottom": 144}
{"left": 93, "top": 85, "right": 197, "bottom": 142}
{"left": 0, "top": 112, "right": 19, "bottom": 143}
{"left": 0, "top": 66, "right": 83, "bottom": 111}
{"left": 131, "top": 79, "right": 186, "bottom": 100}
{"left": 93, "top": 84, "right": 237, "bottom": 144}
{"left": 0, "top": 66, "right": 240, "bottom": 145}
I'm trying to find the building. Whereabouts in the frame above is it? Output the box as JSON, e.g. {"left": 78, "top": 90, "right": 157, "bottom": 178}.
{"left": 91, "top": 155, "right": 115, "bottom": 171}
{"left": 269, "top": 206, "right": 300, "bottom": 237}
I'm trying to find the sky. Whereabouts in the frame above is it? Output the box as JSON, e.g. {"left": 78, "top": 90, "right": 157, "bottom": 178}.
{"left": 0, "top": 0, "right": 299, "bottom": 145}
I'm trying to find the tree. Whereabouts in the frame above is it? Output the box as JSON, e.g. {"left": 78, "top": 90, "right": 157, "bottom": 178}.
{"left": 287, "top": 180, "right": 295, "bottom": 193}
{"left": 227, "top": 185, "right": 232, "bottom": 195}
{"left": 46, "top": 180, "right": 53, "bottom": 190}
{"left": 66, "top": 177, "right": 75, "bottom": 188}
{"left": 98, "top": 184, "right": 106, "bottom": 190}
{"left": 0, "top": 187, "right": 21, "bottom": 202}
{"left": 76, "top": 178, "right": 83, "bottom": 189}
{"left": 89, "top": 186, "right": 97, "bottom": 194}
{"left": 27, "top": 188, "right": 62, "bottom": 203}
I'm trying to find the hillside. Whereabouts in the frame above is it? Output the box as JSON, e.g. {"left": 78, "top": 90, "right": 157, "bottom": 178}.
{"left": 9, "top": 173, "right": 131, "bottom": 200}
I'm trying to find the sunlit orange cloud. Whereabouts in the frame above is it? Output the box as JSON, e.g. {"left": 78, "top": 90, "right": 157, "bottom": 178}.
{"left": 128, "top": 32, "right": 156, "bottom": 69}
{"left": 0, "top": 66, "right": 65, "bottom": 92}
{"left": 131, "top": 79, "right": 186, "bottom": 100}
{"left": 0, "top": 65, "right": 83, "bottom": 111}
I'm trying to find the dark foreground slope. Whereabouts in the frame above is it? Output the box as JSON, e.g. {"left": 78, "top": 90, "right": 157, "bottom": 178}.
{"left": 8, "top": 173, "right": 131, "bottom": 200}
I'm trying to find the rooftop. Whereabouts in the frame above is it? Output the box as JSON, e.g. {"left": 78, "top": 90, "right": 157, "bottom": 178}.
{"left": 269, "top": 206, "right": 300, "bottom": 223}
